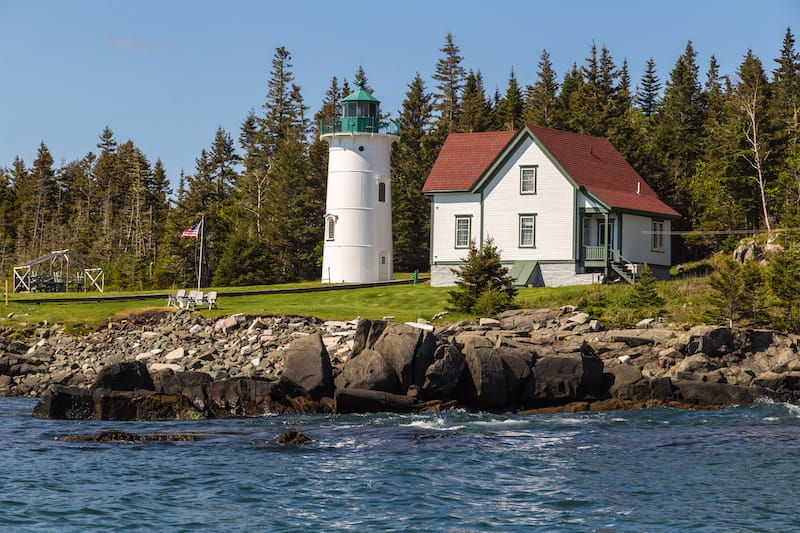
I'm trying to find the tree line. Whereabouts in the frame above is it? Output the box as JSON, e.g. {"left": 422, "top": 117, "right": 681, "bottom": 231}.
{"left": 2, "top": 29, "right": 798, "bottom": 290}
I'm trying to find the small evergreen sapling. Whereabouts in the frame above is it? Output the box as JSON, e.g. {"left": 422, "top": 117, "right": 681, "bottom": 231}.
{"left": 447, "top": 237, "right": 517, "bottom": 314}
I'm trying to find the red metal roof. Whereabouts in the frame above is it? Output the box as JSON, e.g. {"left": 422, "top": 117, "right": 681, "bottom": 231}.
{"left": 423, "top": 126, "right": 680, "bottom": 218}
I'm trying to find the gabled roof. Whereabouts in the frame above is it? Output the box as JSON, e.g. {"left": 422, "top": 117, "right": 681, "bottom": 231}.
{"left": 423, "top": 125, "right": 680, "bottom": 218}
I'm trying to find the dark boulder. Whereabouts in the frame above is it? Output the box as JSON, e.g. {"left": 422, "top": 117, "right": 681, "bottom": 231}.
{"left": 335, "top": 349, "right": 400, "bottom": 394}
{"left": 373, "top": 323, "right": 432, "bottom": 392}
{"left": 204, "top": 377, "right": 281, "bottom": 418}
{"left": 275, "top": 430, "right": 312, "bottom": 445}
{"left": 334, "top": 388, "right": 421, "bottom": 414}
{"left": 461, "top": 337, "right": 507, "bottom": 409}
{"left": 497, "top": 346, "right": 536, "bottom": 406}
{"left": 90, "top": 361, "right": 154, "bottom": 392}
{"left": 352, "top": 319, "right": 388, "bottom": 358}
{"left": 91, "top": 390, "right": 141, "bottom": 420}
{"left": 32, "top": 385, "right": 93, "bottom": 419}
{"left": 152, "top": 370, "right": 213, "bottom": 412}
{"left": 421, "top": 344, "right": 466, "bottom": 400}
{"left": 531, "top": 344, "right": 604, "bottom": 405}
{"left": 135, "top": 393, "right": 205, "bottom": 420}
{"left": 672, "top": 380, "right": 766, "bottom": 407}
{"left": 678, "top": 326, "right": 735, "bottom": 356}
{"left": 280, "top": 333, "right": 334, "bottom": 401}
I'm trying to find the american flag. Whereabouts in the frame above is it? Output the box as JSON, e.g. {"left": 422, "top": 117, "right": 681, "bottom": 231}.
{"left": 181, "top": 221, "right": 201, "bottom": 238}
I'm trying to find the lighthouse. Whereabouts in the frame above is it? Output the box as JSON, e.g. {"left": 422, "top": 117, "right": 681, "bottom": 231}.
{"left": 320, "top": 82, "right": 399, "bottom": 283}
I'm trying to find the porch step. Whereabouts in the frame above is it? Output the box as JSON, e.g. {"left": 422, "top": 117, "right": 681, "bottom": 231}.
{"left": 610, "top": 261, "right": 638, "bottom": 284}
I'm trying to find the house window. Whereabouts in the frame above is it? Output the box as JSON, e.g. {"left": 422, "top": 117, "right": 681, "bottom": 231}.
{"left": 326, "top": 216, "right": 336, "bottom": 241}
{"left": 582, "top": 216, "right": 591, "bottom": 246}
{"left": 378, "top": 182, "right": 386, "bottom": 202}
{"left": 519, "top": 214, "right": 536, "bottom": 248}
{"left": 455, "top": 216, "right": 471, "bottom": 248}
{"left": 652, "top": 220, "right": 665, "bottom": 252}
{"left": 520, "top": 166, "right": 537, "bottom": 194}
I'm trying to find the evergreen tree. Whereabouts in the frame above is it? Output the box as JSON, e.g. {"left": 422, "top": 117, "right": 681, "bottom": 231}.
{"left": 652, "top": 41, "right": 705, "bottom": 223}
{"left": 768, "top": 243, "right": 800, "bottom": 331}
{"left": 0, "top": 166, "right": 19, "bottom": 274}
{"left": 734, "top": 50, "right": 774, "bottom": 232}
{"left": 432, "top": 32, "right": 466, "bottom": 136}
{"left": 706, "top": 253, "right": 745, "bottom": 326}
{"left": 637, "top": 57, "right": 661, "bottom": 117}
{"left": 495, "top": 67, "right": 524, "bottom": 130}
{"left": 392, "top": 73, "right": 437, "bottom": 271}
{"left": 686, "top": 56, "right": 742, "bottom": 254}
{"left": 447, "top": 237, "right": 516, "bottom": 314}
{"left": 771, "top": 27, "right": 800, "bottom": 223}
{"left": 524, "top": 49, "right": 559, "bottom": 127}
{"left": 740, "top": 258, "right": 770, "bottom": 328}
{"left": 458, "top": 69, "right": 491, "bottom": 132}
{"left": 555, "top": 62, "right": 584, "bottom": 131}
{"left": 16, "top": 143, "right": 57, "bottom": 258}
{"left": 627, "top": 262, "right": 665, "bottom": 310}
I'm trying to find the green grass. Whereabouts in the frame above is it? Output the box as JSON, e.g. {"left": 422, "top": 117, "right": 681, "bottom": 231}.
{"left": 0, "top": 265, "right": 717, "bottom": 335}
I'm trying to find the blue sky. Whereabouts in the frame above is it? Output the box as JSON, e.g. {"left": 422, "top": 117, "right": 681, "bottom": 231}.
{"left": 0, "top": 0, "right": 796, "bottom": 188}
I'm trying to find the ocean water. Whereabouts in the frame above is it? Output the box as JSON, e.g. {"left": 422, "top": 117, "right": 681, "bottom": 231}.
{"left": 1, "top": 397, "right": 799, "bottom": 532}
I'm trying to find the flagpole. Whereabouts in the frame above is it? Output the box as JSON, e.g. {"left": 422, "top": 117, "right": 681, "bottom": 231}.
{"left": 197, "top": 215, "right": 204, "bottom": 292}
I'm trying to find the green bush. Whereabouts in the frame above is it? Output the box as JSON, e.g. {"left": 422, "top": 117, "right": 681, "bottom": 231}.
{"left": 447, "top": 237, "right": 517, "bottom": 314}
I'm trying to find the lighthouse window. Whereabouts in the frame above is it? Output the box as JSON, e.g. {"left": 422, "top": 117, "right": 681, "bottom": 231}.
{"left": 326, "top": 217, "right": 336, "bottom": 241}
{"left": 378, "top": 182, "right": 386, "bottom": 202}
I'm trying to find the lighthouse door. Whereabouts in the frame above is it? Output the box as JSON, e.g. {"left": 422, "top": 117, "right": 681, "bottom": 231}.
{"left": 379, "top": 252, "right": 389, "bottom": 281}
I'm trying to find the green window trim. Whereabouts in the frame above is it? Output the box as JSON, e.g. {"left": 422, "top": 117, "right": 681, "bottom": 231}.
{"left": 520, "top": 165, "right": 538, "bottom": 195}
{"left": 519, "top": 214, "right": 537, "bottom": 248}
{"left": 652, "top": 219, "right": 665, "bottom": 252}
{"left": 455, "top": 215, "right": 472, "bottom": 249}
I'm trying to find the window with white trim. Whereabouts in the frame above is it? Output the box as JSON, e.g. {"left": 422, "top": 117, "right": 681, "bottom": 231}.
{"left": 652, "top": 220, "right": 665, "bottom": 252}
{"left": 519, "top": 214, "right": 536, "bottom": 247}
{"left": 520, "top": 166, "right": 537, "bottom": 194}
{"left": 455, "top": 216, "right": 471, "bottom": 248}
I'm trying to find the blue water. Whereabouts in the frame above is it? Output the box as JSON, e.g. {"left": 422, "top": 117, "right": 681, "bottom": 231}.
{"left": 1, "top": 398, "right": 799, "bottom": 532}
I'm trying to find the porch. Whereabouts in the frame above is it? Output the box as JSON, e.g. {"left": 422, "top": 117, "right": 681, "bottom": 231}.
{"left": 581, "top": 245, "right": 639, "bottom": 284}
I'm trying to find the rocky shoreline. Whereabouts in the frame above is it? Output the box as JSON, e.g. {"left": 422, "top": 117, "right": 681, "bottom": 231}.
{"left": 2, "top": 307, "right": 799, "bottom": 419}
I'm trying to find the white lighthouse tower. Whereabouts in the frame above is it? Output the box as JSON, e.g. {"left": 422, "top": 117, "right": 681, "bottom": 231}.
{"left": 320, "top": 82, "right": 399, "bottom": 283}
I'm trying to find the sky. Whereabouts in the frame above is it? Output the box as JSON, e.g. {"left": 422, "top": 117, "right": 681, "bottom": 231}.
{"left": 0, "top": 0, "right": 797, "bottom": 189}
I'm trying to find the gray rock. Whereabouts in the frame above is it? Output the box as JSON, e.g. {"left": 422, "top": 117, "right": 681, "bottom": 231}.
{"left": 279, "top": 333, "right": 334, "bottom": 401}
{"left": 336, "top": 349, "right": 400, "bottom": 394}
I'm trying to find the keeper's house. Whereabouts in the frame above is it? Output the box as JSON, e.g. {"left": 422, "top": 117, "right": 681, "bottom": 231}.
{"left": 422, "top": 125, "right": 680, "bottom": 287}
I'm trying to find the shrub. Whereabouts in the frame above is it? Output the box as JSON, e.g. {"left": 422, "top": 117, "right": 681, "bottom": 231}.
{"left": 447, "top": 237, "right": 517, "bottom": 314}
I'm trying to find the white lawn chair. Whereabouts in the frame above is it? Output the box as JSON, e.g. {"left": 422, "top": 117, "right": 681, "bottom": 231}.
{"left": 185, "top": 290, "right": 198, "bottom": 309}
{"left": 167, "top": 289, "right": 186, "bottom": 308}
{"left": 205, "top": 291, "right": 218, "bottom": 309}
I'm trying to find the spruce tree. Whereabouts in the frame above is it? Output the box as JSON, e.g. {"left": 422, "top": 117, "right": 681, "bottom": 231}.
{"left": 447, "top": 237, "right": 516, "bottom": 314}
{"left": 768, "top": 243, "right": 800, "bottom": 331}
{"left": 654, "top": 41, "right": 705, "bottom": 206}
{"left": 392, "top": 73, "right": 436, "bottom": 271}
{"left": 458, "top": 69, "right": 491, "bottom": 133}
{"left": 495, "top": 67, "right": 524, "bottom": 130}
{"left": 432, "top": 32, "right": 466, "bottom": 136}
{"left": 770, "top": 27, "right": 800, "bottom": 223}
{"left": 637, "top": 58, "right": 661, "bottom": 118}
{"left": 524, "top": 49, "right": 559, "bottom": 127}
{"left": 706, "top": 253, "right": 744, "bottom": 326}
{"left": 734, "top": 51, "right": 775, "bottom": 232}
{"left": 555, "top": 63, "right": 585, "bottom": 131}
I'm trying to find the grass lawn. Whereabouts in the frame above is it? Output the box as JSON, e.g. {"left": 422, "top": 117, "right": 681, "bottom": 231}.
{"left": 0, "top": 266, "right": 716, "bottom": 335}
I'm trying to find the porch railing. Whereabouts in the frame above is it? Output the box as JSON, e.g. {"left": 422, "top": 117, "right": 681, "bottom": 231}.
{"left": 584, "top": 245, "right": 608, "bottom": 262}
